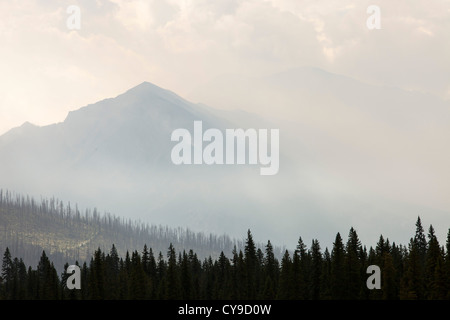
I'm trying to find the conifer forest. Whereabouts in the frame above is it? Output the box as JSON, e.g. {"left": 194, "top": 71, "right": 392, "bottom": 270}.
{"left": 1, "top": 191, "right": 449, "bottom": 300}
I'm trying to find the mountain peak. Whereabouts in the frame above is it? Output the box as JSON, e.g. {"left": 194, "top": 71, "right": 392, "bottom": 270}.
{"left": 123, "top": 81, "right": 171, "bottom": 97}
{"left": 0, "top": 121, "right": 38, "bottom": 141}
{"left": 21, "top": 121, "right": 37, "bottom": 128}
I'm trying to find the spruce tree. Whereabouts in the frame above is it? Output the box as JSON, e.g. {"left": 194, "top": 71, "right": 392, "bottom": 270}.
{"left": 215, "top": 251, "right": 231, "bottom": 299}
{"left": 130, "top": 250, "right": 147, "bottom": 299}
{"left": 445, "top": 229, "right": 450, "bottom": 299}
{"left": 166, "top": 243, "right": 180, "bottom": 299}
{"left": 105, "top": 244, "right": 120, "bottom": 299}
{"left": 244, "top": 229, "right": 257, "bottom": 299}
{"left": 320, "top": 248, "right": 332, "bottom": 299}
{"left": 89, "top": 248, "right": 105, "bottom": 300}
{"left": 382, "top": 252, "right": 397, "bottom": 299}
{"left": 310, "top": 239, "right": 322, "bottom": 300}
{"left": 180, "top": 251, "right": 192, "bottom": 299}
{"left": 331, "top": 232, "right": 346, "bottom": 299}
{"left": 414, "top": 217, "right": 427, "bottom": 270}
{"left": 188, "top": 250, "right": 201, "bottom": 299}
{"left": 264, "top": 240, "right": 279, "bottom": 294}
{"left": 1, "top": 247, "right": 13, "bottom": 299}
{"left": 277, "top": 250, "right": 292, "bottom": 299}
{"left": 344, "top": 228, "right": 362, "bottom": 299}
{"left": 156, "top": 251, "right": 166, "bottom": 299}
{"left": 296, "top": 237, "right": 310, "bottom": 299}
{"left": 425, "top": 225, "right": 441, "bottom": 298}
{"left": 291, "top": 250, "right": 302, "bottom": 299}
{"left": 400, "top": 238, "right": 423, "bottom": 299}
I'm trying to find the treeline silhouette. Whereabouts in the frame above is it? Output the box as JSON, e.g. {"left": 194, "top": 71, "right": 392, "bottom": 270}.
{"left": 0, "top": 190, "right": 280, "bottom": 273}
{"left": 1, "top": 218, "right": 449, "bottom": 300}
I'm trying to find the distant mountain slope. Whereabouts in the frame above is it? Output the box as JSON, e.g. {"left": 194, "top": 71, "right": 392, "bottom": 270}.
{"left": 1, "top": 72, "right": 449, "bottom": 249}
{"left": 0, "top": 190, "right": 280, "bottom": 273}
{"left": 0, "top": 82, "right": 261, "bottom": 241}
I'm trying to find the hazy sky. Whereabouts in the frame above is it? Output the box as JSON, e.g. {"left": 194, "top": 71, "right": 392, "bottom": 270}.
{"left": 1, "top": 0, "right": 449, "bottom": 135}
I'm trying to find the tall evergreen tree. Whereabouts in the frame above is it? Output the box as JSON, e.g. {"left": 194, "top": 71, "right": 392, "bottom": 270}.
{"left": 431, "top": 253, "right": 447, "bottom": 300}
{"left": 188, "top": 249, "right": 201, "bottom": 299}
{"left": 180, "top": 251, "right": 192, "bottom": 299}
{"left": 165, "top": 243, "right": 180, "bottom": 299}
{"left": 277, "top": 250, "right": 293, "bottom": 300}
{"left": 310, "top": 239, "right": 322, "bottom": 300}
{"left": 331, "top": 232, "right": 346, "bottom": 299}
{"left": 382, "top": 252, "right": 397, "bottom": 299}
{"left": 445, "top": 229, "right": 450, "bottom": 299}
{"left": 156, "top": 251, "right": 166, "bottom": 299}
{"left": 89, "top": 248, "right": 105, "bottom": 300}
{"left": 262, "top": 241, "right": 278, "bottom": 299}
{"left": 344, "top": 228, "right": 362, "bottom": 299}
{"left": 320, "top": 248, "right": 332, "bottom": 299}
{"left": 244, "top": 230, "right": 258, "bottom": 299}
{"left": 130, "top": 250, "right": 147, "bottom": 299}
{"left": 1, "top": 247, "right": 13, "bottom": 299}
{"left": 37, "top": 250, "right": 60, "bottom": 299}
{"left": 425, "top": 225, "right": 441, "bottom": 298}
{"left": 296, "top": 237, "right": 310, "bottom": 299}
{"left": 104, "top": 244, "right": 120, "bottom": 299}
{"left": 401, "top": 238, "right": 423, "bottom": 299}
{"left": 414, "top": 217, "right": 427, "bottom": 269}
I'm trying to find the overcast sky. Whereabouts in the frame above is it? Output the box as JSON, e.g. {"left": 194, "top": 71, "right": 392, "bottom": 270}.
{"left": 0, "top": 0, "right": 449, "bottom": 135}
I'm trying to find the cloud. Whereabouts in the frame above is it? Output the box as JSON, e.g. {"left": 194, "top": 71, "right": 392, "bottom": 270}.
{"left": 0, "top": 0, "right": 449, "bottom": 134}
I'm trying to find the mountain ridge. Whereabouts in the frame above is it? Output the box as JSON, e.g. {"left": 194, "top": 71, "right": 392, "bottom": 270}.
{"left": 1, "top": 69, "right": 450, "bottom": 249}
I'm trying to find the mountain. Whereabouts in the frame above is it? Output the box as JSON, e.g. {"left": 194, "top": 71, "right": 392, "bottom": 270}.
{"left": 0, "top": 190, "right": 281, "bottom": 273}
{"left": 1, "top": 70, "right": 450, "bottom": 250}
{"left": 0, "top": 81, "right": 289, "bottom": 246}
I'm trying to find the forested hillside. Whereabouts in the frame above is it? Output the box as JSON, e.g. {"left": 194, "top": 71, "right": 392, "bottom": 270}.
{"left": 1, "top": 219, "right": 449, "bottom": 300}
{"left": 0, "top": 190, "right": 271, "bottom": 273}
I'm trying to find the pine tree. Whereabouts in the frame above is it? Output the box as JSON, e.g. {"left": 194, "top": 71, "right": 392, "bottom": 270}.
{"left": 401, "top": 217, "right": 427, "bottom": 299}
{"left": 130, "top": 250, "right": 147, "bottom": 299}
{"left": 166, "top": 243, "right": 180, "bottom": 299}
{"left": 215, "top": 251, "right": 232, "bottom": 299}
{"left": 27, "top": 266, "right": 38, "bottom": 300}
{"left": 296, "top": 237, "right": 310, "bottom": 299}
{"left": 180, "top": 251, "right": 192, "bottom": 299}
{"left": 37, "top": 250, "right": 60, "bottom": 299}
{"left": 382, "top": 252, "right": 397, "bottom": 299}
{"left": 232, "top": 249, "right": 246, "bottom": 299}
{"left": 80, "top": 262, "right": 89, "bottom": 300}
{"left": 331, "top": 232, "right": 346, "bottom": 299}
{"left": 1, "top": 247, "right": 13, "bottom": 299}
{"left": 445, "top": 229, "right": 450, "bottom": 299}
{"left": 256, "top": 248, "right": 264, "bottom": 297}
{"left": 320, "top": 248, "right": 332, "bottom": 299}
{"left": 201, "top": 257, "right": 215, "bottom": 299}
{"left": 118, "top": 258, "right": 129, "bottom": 299}
{"left": 89, "top": 248, "right": 105, "bottom": 300}
{"left": 310, "top": 239, "right": 322, "bottom": 300}
{"left": 391, "top": 243, "right": 404, "bottom": 298}
{"left": 142, "top": 244, "right": 150, "bottom": 275}
{"left": 344, "top": 228, "right": 362, "bottom": 299}
{"left": 104, "top": 244, "right": 120, "bottom": 299}
{"left": 264, "top": 240, "right": 278, "bottom": 296}
{"left": 400, "top": 239, "right": 423, "bottom": 299}
{"left": 156, "top": 251, "right": 166, "bottom": 299}
{"left": 431, "top": 253, "right": 447, "bottom": 299}
{"left": 291, "top": 250, "right": 302, "bottom": 299}
{"left": 244, "top": 229, "right": 257, "bottom": 299}
{"left": 188, "top": 250, "right": 201, "bottom": 299}
{"left": 277, "top": 250, "right": 293, "bottom": 299}
{"left": 414, "top": 217, "right": 427, "bottom": 264}
{"left": 425, "top": 225, "right": 441, "bottom": 299}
